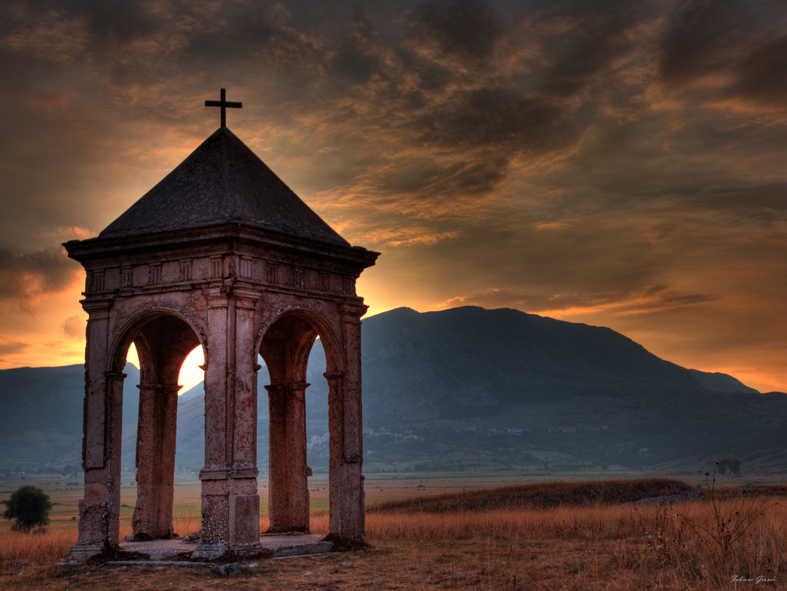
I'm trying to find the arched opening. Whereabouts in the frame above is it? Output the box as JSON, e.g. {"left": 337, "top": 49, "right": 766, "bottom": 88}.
{"left": 257, "top": 311, "right": 341, "bottom": 533}
{"left": 111, "top": 312, "right": 204, "bottom": 542}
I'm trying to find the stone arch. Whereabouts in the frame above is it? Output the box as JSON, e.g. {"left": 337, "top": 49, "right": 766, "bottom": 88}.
{"left": 256, "top": 308, "right": 344, "bottom": 533}
{"left": 107, "top": 308, "right": 207, "bottom": 375}
{"left": 107, "top": 310, "right": 205, "bottom": 541}
{"left": 255, "top": 307, "right": 344, "bottom": 378}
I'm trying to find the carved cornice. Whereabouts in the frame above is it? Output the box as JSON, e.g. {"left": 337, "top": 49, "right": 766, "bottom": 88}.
{"left": 63, "top": 221, "right": 379, "bottom": 269}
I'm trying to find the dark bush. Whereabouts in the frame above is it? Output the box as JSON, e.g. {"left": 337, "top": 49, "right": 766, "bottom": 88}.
{"left": 2, "top": 485, "right": 53, "bottom": 532}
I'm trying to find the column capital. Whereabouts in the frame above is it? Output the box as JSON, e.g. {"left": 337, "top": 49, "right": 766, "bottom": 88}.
{"left": 232, "top": 287, "right": 261, "bottom": 308}
{"left": 83, "top": 298, "right": 113, "bottom": 317}
{"left": 338, "top": 301, "right": 368, "bottom": 322}
{"left": 199, "top": 467, "right": 230, "bottom": 481}
{"left": 324, "top": 371, "right": 345, "bottom": 381}
{"left": 206, "top": 287, "right": 229, "bottom": 308}
{"left": 289, "top": 382, "right": 311, "bottom": 391}
{"left": 229, "top": 466, "right": 259, "bottom": 479}
{"left": 198, "top": 466, "right": 261, "bottom": 481}
{"left": 136, "top": 382, "right": 161, "bottom": 393}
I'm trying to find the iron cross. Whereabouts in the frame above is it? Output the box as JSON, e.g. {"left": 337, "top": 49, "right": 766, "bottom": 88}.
{"left": 205, "top": 88, "right": 242, "bottom": 128}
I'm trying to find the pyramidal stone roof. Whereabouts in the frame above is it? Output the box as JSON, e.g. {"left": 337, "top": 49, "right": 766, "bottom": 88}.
{"left": 99, "top": 127, "right": 349, "bottom": 246}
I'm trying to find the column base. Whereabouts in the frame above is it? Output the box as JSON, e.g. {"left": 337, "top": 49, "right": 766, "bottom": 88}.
{"left": 322, "top": 533, "right": 370, "bottom": 552}
{"left": 191, "top": 542, "right": 229, "bottom": 560}
{"left": 265, "top": 526, "right": 310, "bottom": 534}
{"left": 66, "top": 544, "right": 104, "bottom": 562}
{"left": 230, "top": 542, "right": 263, "bottom": 556}
{"left": 191, "top": 541, "right": 263, "bottom": 559}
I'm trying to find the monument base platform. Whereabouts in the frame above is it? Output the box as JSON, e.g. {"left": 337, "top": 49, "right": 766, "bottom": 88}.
{"left": 121, "top": 533, "right": 331, "bottom": 561}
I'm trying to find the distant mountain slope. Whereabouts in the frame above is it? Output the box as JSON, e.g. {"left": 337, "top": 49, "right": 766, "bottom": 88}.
{"left": 0, "top": 363, "right": 140, "bottom": 469}
{"left": 688, "top": 369, "right": 759, "bottom": 394}
{"left": 0, "top": 365, "right": 84, "bottom": 436}
{"left": 0, "top": 363, "right": 141, "bottom": 435}
{"left": 360, "top": 307, "right": 710, "bottom": 422}
{"left": 0, "top": 306, "right": 778, "bottom": 474}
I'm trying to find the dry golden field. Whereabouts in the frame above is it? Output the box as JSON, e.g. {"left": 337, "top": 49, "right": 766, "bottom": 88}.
{"left": 1, "top": 477, "right": 785, "bottom": 590}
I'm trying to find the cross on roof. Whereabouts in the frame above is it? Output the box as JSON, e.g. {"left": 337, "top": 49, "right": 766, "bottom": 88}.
{"left": 205, "top": 88, "right": 242, "bottom": 128}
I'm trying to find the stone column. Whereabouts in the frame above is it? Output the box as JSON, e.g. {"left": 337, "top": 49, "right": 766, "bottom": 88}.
{"left": 195, "top": 287, "right": 261, "bottom": 558}
{"left": 227, "top": 290, "right": 261, "bottom": 553}
{"left": 105, "top": 370, "right": 126, "bottom": 546}
{"left": 286, "top": 381, "right": 310, "bottom": 531}
{"left": 157, "top": 384, "right": 180, "bottom": 537}
{"left": 327, "top": 303, "right": 366, "bottom": 541}
{"left": 268, "top": 379, "right": 310, "bottom": 532}
{"left": 266, "top": 383, "right": 288, "bottom": 531}
{"left": 69, "top": 299, "right": 124, "bottom": 561}
{"left": 130, "top": 382, "right": 180, "bottom": 540}
{"left": 326, "top": 370, "right": 348, "bottom": 536}
{"left": 194, "top": 287, "right": 231, "bottom": 558}
{"left": 131, "top": 382, "right": 159, "bottom": 540}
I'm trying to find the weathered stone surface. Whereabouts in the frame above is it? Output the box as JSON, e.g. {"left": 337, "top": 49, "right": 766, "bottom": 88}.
{"left": 215, "top": 562, "right": 244, "bottom": 577}
{"left": 115, "top": 533, "right": 332, "bottom": 562}
{"left": 64, "top": 124, "right": 378, "bottom": 562}
{"left": 120, "top": 538, "right": 198, "bottom": 561}
{"left": 73, "top": 500, "right": 109, "bottom": 545}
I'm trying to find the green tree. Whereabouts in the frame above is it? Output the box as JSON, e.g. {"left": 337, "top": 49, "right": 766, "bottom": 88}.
{"left": 2, "top": 485, "right": 53, "bottom": 532}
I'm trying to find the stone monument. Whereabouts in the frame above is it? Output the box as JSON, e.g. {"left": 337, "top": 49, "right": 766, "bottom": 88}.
{"left": 64, "top": 90, "right": 379, "bottom": 560}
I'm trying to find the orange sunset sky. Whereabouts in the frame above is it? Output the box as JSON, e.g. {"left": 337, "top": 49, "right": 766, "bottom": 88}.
{"left": 0, "top": 0, "right": 785, "bottom": 393}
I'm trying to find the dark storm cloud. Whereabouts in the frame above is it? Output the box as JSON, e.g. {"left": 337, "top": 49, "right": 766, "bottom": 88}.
{"left": 410, "top": 0, "right": 501, "bottom": 61}
{"left": 693, "top": 183, "right": 787, "bottom": 213}
{"left": 381, "top": 154, "right": 507, "bottom": 206}
{"left": 0, "top": 247, "right": 80, "bottom": 303}
{"left": 334, "top": 6, "right": 386, "bottom": 84}
{"left": 397, "top": 217, "right": 675, "bottom": 298}
{"left": 322, "top": 0, "right": 653, "bottom": 209}
{"left": 657, "top": 0, "right": 787, "bottom": 113}
{"left": 537, "top": 1, "right": 649, "bottom": 98}
{"left": 726, "top": 36, "right": 787, "bottom": 111}
{"left": 0, "top": 0, "right": 330, "bottom": 87}
{"left": 414, "top": 88, "right": 576, "bottom": 154}
{"left": 0, "top": 0, "right": 651, "bottom": 210}
{"left": 658, "top": 0, "right": 743, "bottom": 87}
{"left": 2, "top": 0, "right": 784, "bottom": 221}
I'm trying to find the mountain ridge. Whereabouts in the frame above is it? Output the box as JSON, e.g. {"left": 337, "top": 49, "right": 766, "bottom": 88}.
{"left": 0, "top": 306, "right": 780, "bottom": 475}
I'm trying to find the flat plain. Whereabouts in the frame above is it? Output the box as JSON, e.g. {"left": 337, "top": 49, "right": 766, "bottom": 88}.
{"left": 1, "top": 472, "right": 785, "bottom": 590}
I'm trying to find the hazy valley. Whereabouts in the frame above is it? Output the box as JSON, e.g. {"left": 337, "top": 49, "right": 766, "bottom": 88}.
{"left": 1, "top": 306, "right": 785, "bottom": 477}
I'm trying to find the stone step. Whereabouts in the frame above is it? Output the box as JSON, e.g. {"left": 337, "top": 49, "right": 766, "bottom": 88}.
{"left": 265, "top": 540, "right": 334, "bottom": 558}
{"left": 115, "top": 533, "right": 333, "bottom": 561}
